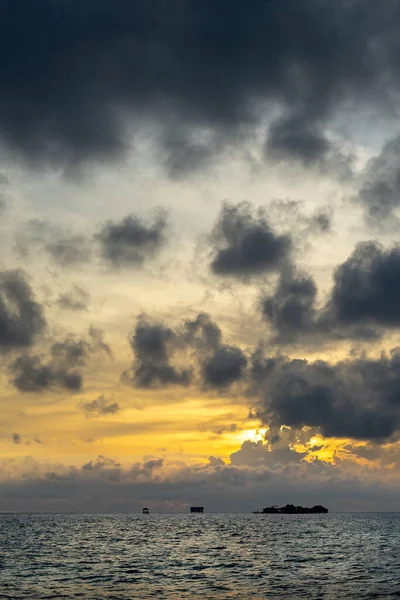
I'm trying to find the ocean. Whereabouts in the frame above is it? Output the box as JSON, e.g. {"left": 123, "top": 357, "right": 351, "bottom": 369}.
{"left": 1, "top": 513, "right": 400, "bottom": 599}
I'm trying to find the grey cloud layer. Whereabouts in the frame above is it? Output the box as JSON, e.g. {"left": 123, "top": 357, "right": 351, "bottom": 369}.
{"left": 1, "top": 450, "right": 400, "bottom": 512}
{"left": 1, "top": 0, "right": 400, "bottom": 171}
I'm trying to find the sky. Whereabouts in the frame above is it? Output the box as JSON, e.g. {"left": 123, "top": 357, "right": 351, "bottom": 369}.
{"left": 3, "top": 0, "right": 400, "bottom": 512}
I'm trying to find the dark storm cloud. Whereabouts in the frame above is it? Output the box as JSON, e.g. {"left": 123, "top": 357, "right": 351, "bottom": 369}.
{"left": 184, "top": 313, "right": 248, "bottom": 389}
{"left": 0, "top": 270, "right": 45, "bottom": 349}
{"left": 326, "top": 241, "right": 400, "bottom": 328}
{"left": 96, "top": 211, "right": 168, "bottom": 268}
{"left": 124, "top": 312, "right": 247, "bottom": 389}
{"left": 123, "top": 315, "right": 192, "bottom": 388}
{"left": 203, "top": 345, "right": 247, "bottom": 388}
{"left": 10, "top": 353, "right": 82, "bottom": 392}
{"left": 261, "top": 241, "right": 400, "bottom": 343}
{"left": 80, "top": 395, "right": 120, "bottom": 418}
{"left": 0, "top": 0, "right": 397, "bottom": 172}
{"left": 57, "top": 285, "right": 90, "bottom": 311}
{"left": 159, "top": 126, "right": 224, "bottom": 178}
{"left": 10, "top": 329, "right": 111, "bottom": 392}
{"left": 262, "top": 266, "right": 318, "bottom": 343}
{"left": 183, "top": 312, "right": 222, "bottom": 353}
{"left": 266, "top": 114, "right": 330, "bottom": 165}
{"left": 358, "top": 137, "right": 400, "bottom": 222}
{"left": 210, "top": 202, "right": 291, "bottom": 278}
{"left": 251, "top": 346, "right": 400, "bottom": 441}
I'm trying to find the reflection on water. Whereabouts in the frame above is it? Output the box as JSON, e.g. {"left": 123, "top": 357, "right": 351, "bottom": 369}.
{"left": 1, "top": 513, "right": 400, "bottom": 599}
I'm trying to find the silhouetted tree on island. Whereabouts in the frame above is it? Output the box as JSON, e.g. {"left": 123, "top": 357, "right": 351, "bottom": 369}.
{"left": 255, "top": 504, "right": 328, "bottom": 514}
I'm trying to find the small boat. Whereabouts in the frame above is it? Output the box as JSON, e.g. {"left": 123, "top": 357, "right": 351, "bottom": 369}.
{"left": 142, "top": 507, "right": 150, "bottom": 515}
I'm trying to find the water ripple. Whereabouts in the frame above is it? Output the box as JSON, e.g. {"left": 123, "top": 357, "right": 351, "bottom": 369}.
{"left": 1, "top": 513, "right": 400, "bottom": 599}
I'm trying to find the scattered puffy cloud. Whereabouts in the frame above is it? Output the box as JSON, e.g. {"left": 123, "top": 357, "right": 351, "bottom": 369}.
{"left": 210, "top": 202, "right": 292, "bottom": 278}
{"left": 262, "top": 266, "right": 318, "bottom": 343}
{"left": 0, "top": 270, "right": 45, "bottom": 349}
{"left": 15, "top": 212, "right": 168, "bottom": 270}
{"left": 261, "top": 240, "right": 400, "bottom": 343}
{"left": 326, "top": 241, "right": 400, "bottom": 329}
{"left": 123, "top": 315, "right": 192, "bottom": 388}
{"left": 9, "top": 329, "right": 112, "bottom": 392}
{"left": 79, "top": 395, "right": 120, "bottom": 418}
{"left": 96, "top": 211, "right": 168, "bottom": 268}
{"left": 124, "top": 312, "right": 248, "bottom": 390}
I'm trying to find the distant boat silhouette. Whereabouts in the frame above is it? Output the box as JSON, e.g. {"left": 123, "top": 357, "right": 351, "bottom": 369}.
{"left": 190, "top": 506, "right": 204, "bottom": 513}
{"left": 142, "top": 507, "right": 150, "bottom": 514}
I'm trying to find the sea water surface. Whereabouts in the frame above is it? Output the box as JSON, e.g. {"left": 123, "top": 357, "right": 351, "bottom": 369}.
{"left": 1, "top": 513, "right": 400, "bottom": 599}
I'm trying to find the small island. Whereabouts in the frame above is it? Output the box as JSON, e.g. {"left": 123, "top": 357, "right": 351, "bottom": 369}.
{"left": 254, "top": 504, "right": 328, "bottom": 514}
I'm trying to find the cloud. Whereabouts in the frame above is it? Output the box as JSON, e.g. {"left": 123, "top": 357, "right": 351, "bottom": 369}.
{"left": 309, "top": 208, "right": 333, "bottom": 234}
{"left": 46, "top": 235, "right": 92, "bottom": 268}
{"left": 57, "top": 285, "right": 90, "bottom": 311}
{"left": 80, "top": 395, "right": 120, "bottom": 418}
{"left": 1, "top": 0, "right": 396, "bottom": 172}
{"left": 2, "top": 451, "right": 400, "bottom": 513}
{"left": 95, "top": 211, "right": 168, "bottom": 268}
{"left": 183, "top": 312, "right": 222, "bottom": 352}
{"left": 9, "top": 353, "right": 83, "bottom": 393}
{"left": 210, "top": 202, "right": 291, "bottom": 278}
{"left": 261, "top": 244, "right": 394, "bottom": 343}
{"left": 251, "top": 346, "right": 400, "bottom": 441}
{"left": 266, "top": 113, "right": 330, "bottom": 165}
{"left": 230, "top": 438, "right": 306, "bottom": 469}
{"left": 15, "top": 212, "right": 166, "bottom": 270}
{"left": 10, "top": 329, "right": 111, "bottom": 392}
{"left": 88, "top": 325, "right": 113, "bottom": 358}
{"left": 0, "top": 270, "right": 45, "bottom": 349}
{"left": 123, "top": 315, "right": 192, "bottom": 388}
{"left": 15, "top": 220, "right": 92, "bottom": 267}
{"left": 12, "top": 433, "right": 21, "bottom": 445}
{"left": 124, "top": 312, "right": 248, "bottom": 390}
{"left": 202, "top": 345, "right": 247, "bottom": 388}
{"left": 262, "top": 265, "right": 318, "bottom": 343}
{"left": 82, "top": 455, "right": 121, "bottom": 473}
{"left": 358, "top": 136, "right": 400, "bottom": 222}
{"left": 326, "top": 241, "right": 400, "bottom": 328}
